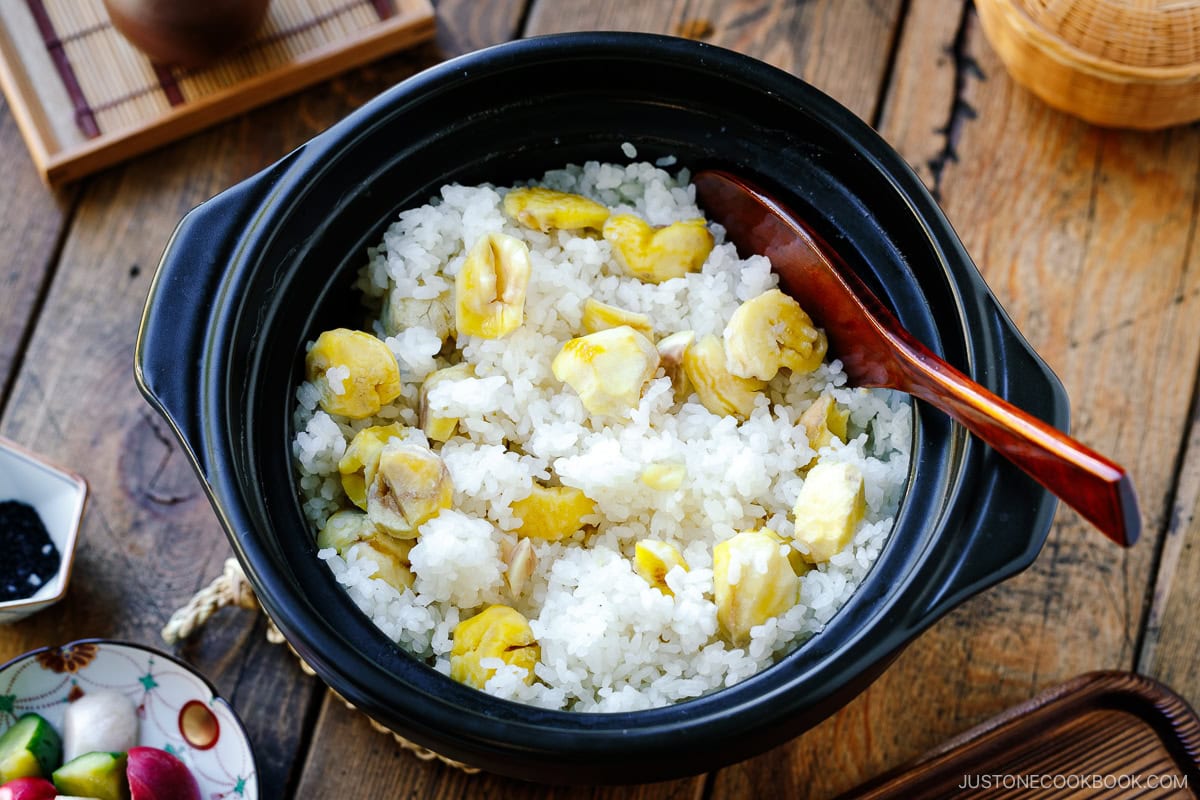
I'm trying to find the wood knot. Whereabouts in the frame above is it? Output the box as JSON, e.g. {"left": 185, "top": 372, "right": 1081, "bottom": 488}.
{"left": 120, "top": 414, "right": 201, "bottom": 514}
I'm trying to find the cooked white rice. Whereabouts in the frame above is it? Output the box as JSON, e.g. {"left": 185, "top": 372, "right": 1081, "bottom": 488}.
{"left": 292, "top": 158, "right": 911, "bottom": 712}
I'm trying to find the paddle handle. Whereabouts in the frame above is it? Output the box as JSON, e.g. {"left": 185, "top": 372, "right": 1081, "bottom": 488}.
{"left": 690, "top": 168, "right": 1140, "bottom": 547}
{"left": 894, "top": 337, "right": 1140, "bottom": 546}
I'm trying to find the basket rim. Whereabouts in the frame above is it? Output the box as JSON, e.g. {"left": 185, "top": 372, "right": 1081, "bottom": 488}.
{"left": 984, "top": 0, "right": 1200, "bottom": 83}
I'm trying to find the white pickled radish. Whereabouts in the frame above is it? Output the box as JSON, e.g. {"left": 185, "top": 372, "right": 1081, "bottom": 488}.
{"left": 62, "top": 690, "right": 139, "bottom": 762}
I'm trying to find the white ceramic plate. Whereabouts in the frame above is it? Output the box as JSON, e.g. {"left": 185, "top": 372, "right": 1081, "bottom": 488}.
{"left": 0, "top": 640, "right": 258, "bottom": 798}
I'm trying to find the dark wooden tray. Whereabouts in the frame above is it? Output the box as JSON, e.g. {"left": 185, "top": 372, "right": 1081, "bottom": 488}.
{"left": 842, "top": 672, "right": 1200, "bottom": 799}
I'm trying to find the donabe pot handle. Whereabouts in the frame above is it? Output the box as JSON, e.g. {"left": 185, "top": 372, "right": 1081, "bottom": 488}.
{"left": 908, "top": 294, "right": 1071, "bottom": 627}
{"left": 134, "top": 154, "right": 299, "bottom": 478}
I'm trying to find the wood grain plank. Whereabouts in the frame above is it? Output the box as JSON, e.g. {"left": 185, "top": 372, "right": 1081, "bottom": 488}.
{"left": 433, "top": 0, "right": 528, "bottom": 55}
{"left": 1138, "top": 391, "right": 1200, "bottom": 703}
{"left": 523, "top": 0, "right": 903, "bottom": 122}
{"left": 298, "top": 695, "right": 708, "bottom": 798}
{"left": 0, "top": 97, "right": 74, "bottom": 407}
{"left": 712, "top": 1, "right": 1200, "bottom": 797}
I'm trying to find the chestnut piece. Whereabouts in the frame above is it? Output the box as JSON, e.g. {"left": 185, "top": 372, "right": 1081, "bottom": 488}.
{"left": 102, "top": 0, "right": 271, "bottom": 67}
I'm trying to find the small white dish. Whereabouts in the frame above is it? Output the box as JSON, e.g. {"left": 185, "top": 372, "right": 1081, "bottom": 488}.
{"left": 0, "top": 639, "right": 259, "bottom": 798}
{"left": 0, "top": 435, "right": 87, "bottom": 624}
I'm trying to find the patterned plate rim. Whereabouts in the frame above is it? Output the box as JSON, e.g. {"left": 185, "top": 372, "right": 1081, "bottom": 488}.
{"left": 0, "top": 638, "right": 259, "bottom": 797}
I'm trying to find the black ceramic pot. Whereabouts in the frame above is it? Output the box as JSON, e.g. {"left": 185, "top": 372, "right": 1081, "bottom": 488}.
{"left": 136, "top": 33, "right": 1067, "bottom": 783}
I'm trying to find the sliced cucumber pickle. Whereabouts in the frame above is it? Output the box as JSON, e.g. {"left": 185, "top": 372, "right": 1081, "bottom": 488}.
{"left": 52, "top": 751, "right": 130, "bottom": 800}
{"left": 0, "top": 713, "right": 62, "bottom": 782}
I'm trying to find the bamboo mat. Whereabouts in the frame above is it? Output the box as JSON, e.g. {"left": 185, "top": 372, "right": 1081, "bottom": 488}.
{"left": 0, "top": 0, "right": 435, "bottom": 185}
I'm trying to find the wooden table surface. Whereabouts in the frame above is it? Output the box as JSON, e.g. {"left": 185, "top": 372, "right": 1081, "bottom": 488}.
{"left": 2, "top": 1, "right": 1198, "bottom": 796}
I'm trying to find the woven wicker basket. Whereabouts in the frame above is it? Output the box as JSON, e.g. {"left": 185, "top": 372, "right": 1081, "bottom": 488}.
{"left": 976, "top": 0, "right": 1200, "bottom": 129}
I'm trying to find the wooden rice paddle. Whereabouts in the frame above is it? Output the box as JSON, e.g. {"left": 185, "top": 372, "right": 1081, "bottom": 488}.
{"left": 693, "top": 169, "right": 1140, "bottom": 547}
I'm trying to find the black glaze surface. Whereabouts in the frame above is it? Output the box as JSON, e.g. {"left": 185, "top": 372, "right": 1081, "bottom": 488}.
{"left": 135, "top": 33, "right": 1068, "bottom": 783}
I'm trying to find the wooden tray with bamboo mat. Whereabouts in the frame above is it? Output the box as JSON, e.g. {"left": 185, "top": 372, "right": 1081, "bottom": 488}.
{"left": 0, "top": 0, "right": 435, "bottom": 185}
